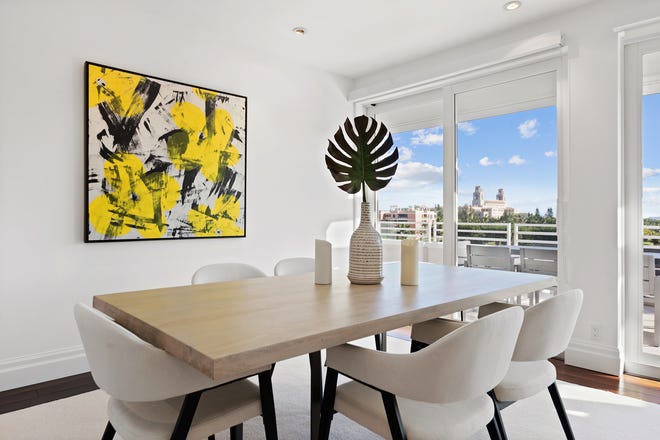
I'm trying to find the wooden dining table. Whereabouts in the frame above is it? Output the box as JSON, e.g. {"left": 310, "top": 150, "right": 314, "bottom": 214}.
{"left": 93, "top": 262, "right": 556, "bottom": 439}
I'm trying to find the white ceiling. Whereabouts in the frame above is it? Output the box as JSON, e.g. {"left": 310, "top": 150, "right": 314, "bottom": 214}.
{"left": 172, "top": 0, "right": 601, "bottom": 79}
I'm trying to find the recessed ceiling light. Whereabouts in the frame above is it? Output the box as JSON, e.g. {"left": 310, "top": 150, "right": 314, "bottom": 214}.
{"left": 292, "top": 27, "right": 307, "bottom": 36}
{"left": 504, "top": 1, "right": 522, "bottom": 11}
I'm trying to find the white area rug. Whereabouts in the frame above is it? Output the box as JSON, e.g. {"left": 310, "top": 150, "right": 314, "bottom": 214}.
{"left": 2, "top": 337, "right": 659, "bottom": 439}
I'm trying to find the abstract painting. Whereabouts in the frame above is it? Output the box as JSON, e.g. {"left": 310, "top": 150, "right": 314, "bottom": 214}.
{"left": 85, "top": 62, "right": 247, "bottom": 242}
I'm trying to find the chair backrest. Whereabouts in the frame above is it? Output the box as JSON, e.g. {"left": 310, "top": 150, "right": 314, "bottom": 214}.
{"left": 382, "top": 240, "right": 401, "bottom": 263}
{"left": 466, "top": 244, "right": 514, "bottom": 271}
{"left": 512, "top": 289, "right": 583, "bottom": 362}
{"left": 74, "top": 303, "right": 216, "bottom": 402}
{"left": 423, "top": 242, "right": 444, "bottom": 265}
{"left": 274, "top": 257, "right": 315, "bottom": 276}
{"left": 394, "top": 307, "right": 523, "bottom": 404}
{"left": 192, "top": 263, "right": 267, "bottom": 284}
{"left": 519, "top": 247, "right": 558, "bottom": 276}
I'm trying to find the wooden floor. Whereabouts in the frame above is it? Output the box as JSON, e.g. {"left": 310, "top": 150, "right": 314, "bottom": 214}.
{"left": 551, "top": 358, "right": 660, "bottom": 404}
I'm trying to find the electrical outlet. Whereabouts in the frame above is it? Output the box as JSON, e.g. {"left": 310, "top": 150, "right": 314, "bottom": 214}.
{"left": 590, "top": 324, "right": 601, "bottom": 340}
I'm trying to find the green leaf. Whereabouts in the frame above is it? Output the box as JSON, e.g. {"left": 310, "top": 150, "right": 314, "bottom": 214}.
{"left": 325, "top": 116, "right": 399, "bottom": 200}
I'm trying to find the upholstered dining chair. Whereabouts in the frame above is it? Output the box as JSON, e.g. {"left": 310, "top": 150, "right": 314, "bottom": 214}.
{"left": 74, "top": 303, "right": 278, "bottom": 440}
{"left": 273, "top": 257, "right": 315, "bottom": 276}
{"left": 410, "top": 289, "right": 584, "bottom": 440}
{"left": 192, "top": 262, "right": 267, "bottom": 284}
{"left": 319, "top": 307, "right": 524, "bottom": 440}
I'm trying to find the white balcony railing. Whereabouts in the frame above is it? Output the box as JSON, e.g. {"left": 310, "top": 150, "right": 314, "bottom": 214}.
{"left": 644, "top": 225, "right": 660, "bottom": 251}
{"left": 378, "top": 220, "right": 558, "bottom": 246}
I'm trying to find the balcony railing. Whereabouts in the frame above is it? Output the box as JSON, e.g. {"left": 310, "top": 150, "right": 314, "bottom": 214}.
{"left": 644, "top": 225, "right": 660, "bottom": 251}
{"left": 379, "top": 220, "right": 558, "bottom": 246}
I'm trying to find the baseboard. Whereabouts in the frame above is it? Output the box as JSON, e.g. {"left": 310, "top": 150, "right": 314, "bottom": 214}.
{"left": 0, "top": 346, "right": 89, "bottom": 392}
{"left": 564, "top": 338, "right": 623, "bottom": 376}
{"left": 624, "top": 360, "right": 660, "bottom": 379}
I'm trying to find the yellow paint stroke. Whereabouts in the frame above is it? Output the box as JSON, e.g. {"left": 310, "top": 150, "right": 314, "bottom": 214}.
{"left": 88, "top": 65, "right": 146, "bottom": 117}
{"left": 167, "top": 101, "right": 240, "bottom": 182}
{"left": 88, "top": 153, "right": 180, "bottom": 239}
{"left": 188, "top": 195, "right": 244, "bottom": 237}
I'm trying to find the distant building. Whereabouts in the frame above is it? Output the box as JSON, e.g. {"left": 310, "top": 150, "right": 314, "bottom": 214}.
{"left": 379, "top": 206, "right": 438, "bottom": 238}
{"left": 468, "top": 186, "right": 514, "bottom": 219}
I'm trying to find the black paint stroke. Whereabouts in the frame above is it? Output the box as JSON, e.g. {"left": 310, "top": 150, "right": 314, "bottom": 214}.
{"left": 180, "top": 168, "right": 200, "bottom": 204}
{"left": 97, "top": 78, "right": 161, "bottom": 151}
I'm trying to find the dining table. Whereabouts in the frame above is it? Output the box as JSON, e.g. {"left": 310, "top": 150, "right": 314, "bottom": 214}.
{"left": 93, "top": 262, "right": 556, "bottom": 439}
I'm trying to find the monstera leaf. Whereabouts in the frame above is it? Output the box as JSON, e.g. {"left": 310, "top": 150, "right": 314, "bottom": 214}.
{"left": 325, "top": 115, "right": 399, "bottom": 202}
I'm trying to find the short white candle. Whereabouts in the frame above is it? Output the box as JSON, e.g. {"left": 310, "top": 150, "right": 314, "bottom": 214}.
{"left": 315, "top": 239, "right": 332, "bottom": 284}
{"left": 401, "top": 238, "right": 419, "bottom": 286}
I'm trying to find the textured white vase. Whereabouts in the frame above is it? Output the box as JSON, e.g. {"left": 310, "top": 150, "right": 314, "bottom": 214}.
{"left": 348, "top": 202, "right": 383, "bottom": 284}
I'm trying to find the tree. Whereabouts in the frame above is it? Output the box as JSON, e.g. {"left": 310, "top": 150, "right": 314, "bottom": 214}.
{"left": 435, "top": 204, "right": 443, "bottom": 221}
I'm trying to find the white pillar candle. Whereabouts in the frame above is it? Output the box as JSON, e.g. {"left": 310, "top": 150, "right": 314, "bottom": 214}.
{"left": 401, "top": 238, "right": 419, "bottom": 286}
{"left": 315, "top": 239, "right": 332, "bottom": 284}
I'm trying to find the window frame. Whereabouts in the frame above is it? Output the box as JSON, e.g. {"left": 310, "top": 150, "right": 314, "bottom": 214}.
{"left": 357, "top": 56, "right": 567, "bottom": 271}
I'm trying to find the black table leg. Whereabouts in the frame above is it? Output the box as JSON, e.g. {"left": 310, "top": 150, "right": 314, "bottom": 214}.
{"left": 309, "top": 351, "right": 322, "bottom": 439}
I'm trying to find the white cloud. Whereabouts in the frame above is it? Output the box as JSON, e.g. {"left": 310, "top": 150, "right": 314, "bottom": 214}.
{"left": 644, "top": 187, "right": 660, "bottom": 193}
{"left": 544, "top": 150, "right": 557, "bottom": 158}
{"left": 518, "top": 118, "right": 539, "bottom": 139}
{"left": 508, "top": 155, "right": 526, "bottom": 165}
{"left": 479, "top": 156, "right": 499, "bottom": 166}
{"left": 411, "top": 128, "right": 443, "bottom": 146}
{"left": 398, "top": 146, "right": 413, "bottom": 162}
{"left": 643, "top": 168, "right": 660, "bottom": 178}
{"left": 457, "top": 121, "right": 477, "bottom": 135}
{"left": 388, "top": 161, "right": 443, "bottom": 189}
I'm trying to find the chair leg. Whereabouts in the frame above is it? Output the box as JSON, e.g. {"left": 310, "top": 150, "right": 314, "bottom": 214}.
{"left": 410, "top": 339, "right": 427, "bottom": 353}
{"left": 170, "top": 391, "right": 202, "bottom": 440}
{"left": 381, "top": 391, "right": 407, "bottom": 440}
{"left": 487, "top": 390, "right": 508, "bottom": 440}
{"left": 229, "top": 424, "right": 242, "bottom": 440}
{"left": 486, "top": 419, "right": 502, "bottom": 440}
{"left": 101, "top": 421, "right": 115, "bottom": 440}
{"left": 548, "top": 382, "right": 575, "bottom": 440}
{"left": 375, "top": 332, "right": 387, "bottom": 351}
{"left": 319, "top": 368, "right": 339, "bottom": 440}
{"left": 309, "top": 351, "right": 323, "bottom": 440}
{"left": 258, "top": 371, "right": 278, "bottom": 440}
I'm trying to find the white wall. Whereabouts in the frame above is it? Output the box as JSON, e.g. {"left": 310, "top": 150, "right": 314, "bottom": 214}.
{"left": 0, "top": 0, "right": 352, "bottom": 389}
{"left": 350, "top": 0, "right": 660, "bottom": 375}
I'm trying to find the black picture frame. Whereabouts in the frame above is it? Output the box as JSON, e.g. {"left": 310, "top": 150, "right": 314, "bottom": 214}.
{"left": 85, "top": 62, "right": 247, "bottom": 242}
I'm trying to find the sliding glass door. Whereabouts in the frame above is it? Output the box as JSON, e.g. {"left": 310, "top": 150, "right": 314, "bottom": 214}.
{"left": 371, "top": 92, "right": 444, "bottom": 264}
{"left": 624, "top": 35, "right": 660, "bottom": 378}
{"left": 366, "top": 60, "right": 562, "bottom": 275}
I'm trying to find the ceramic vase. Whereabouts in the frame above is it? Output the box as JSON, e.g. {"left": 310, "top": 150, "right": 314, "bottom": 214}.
{"left": 348, "top": 202, "right": 383, "bottom": 284}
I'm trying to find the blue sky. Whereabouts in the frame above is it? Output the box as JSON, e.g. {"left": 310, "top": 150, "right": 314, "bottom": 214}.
{"left": 643, "top": 93, "right": 660, "bottom": 218}
{"left": 378, "top": 106, "right": 558, "bottom": 215}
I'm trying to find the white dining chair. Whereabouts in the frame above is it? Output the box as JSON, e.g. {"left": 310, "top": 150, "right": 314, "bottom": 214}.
{"left": 273, "top": 257, "right": 315, "bottom": 276}
{"left": 74, "top": 303, "right": 278, "bottom": 440}
{"left": 318, "top": 307, "right": 524, "bottom": 440}
{"left": 192, "top": 262, "right": 267, "bottom": 284}
{"left": 410, "top": 290, "right": 583, "bottom": 439}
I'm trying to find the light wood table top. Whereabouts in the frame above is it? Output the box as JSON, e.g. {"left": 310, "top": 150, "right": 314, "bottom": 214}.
{"left": 93, "top": 263, "right": 555, "bottom": 381}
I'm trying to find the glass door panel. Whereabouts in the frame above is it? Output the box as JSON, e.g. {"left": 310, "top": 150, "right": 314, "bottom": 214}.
{"left": 641, "top": 51, "right": 660, "bottom": 358}
{"left": 377, "top": 126, "right": 444, "bottom": 264}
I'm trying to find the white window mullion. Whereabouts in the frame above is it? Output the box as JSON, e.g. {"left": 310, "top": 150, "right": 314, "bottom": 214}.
{"left": 443, "top": 87, "right": 457, "bottom": 265}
